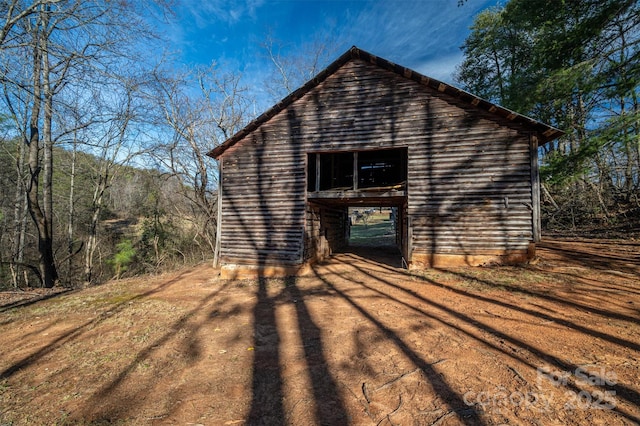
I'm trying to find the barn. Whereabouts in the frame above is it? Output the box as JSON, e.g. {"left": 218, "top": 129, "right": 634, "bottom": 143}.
{"left": 207, "top": 46, "right": 563, "bottom": 279}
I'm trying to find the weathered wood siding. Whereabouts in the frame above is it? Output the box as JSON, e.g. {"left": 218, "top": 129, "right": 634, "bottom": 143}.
{"left": 304, "top": 204, "right": 348, "bottom": 262}
{"left": 408, "top": 130, "right": 533, "bottom": 257}
{"left": 304, "top": 204, "right": 322, "bottom": 262}
{"left": 219, "top": 59, "right": 536, "bottom": 266}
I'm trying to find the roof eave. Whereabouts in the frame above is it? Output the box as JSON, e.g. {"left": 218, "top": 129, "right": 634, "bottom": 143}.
{"left": 207, "top": 48, "right": 357, "bottom": 159}
{"left": 207, "top": 46, "right": 564, "bottom": 159}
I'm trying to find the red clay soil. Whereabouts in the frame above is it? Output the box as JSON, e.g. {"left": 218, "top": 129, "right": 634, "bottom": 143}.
{"left": 0, "top": 238, "right": 639, "bottom": 425}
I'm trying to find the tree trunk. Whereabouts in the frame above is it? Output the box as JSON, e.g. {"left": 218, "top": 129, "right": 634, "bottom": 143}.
{"left": 84, "top": 173, "right": 107, "bottom": 284}
{"left": 83, "top": 216, "right": 98, "bottom": 284}
{"left": 11, "top": 140, "right": 26, "bottom": 288}
{"left": 24, "top": 8, "right": 58, "bottom": 288}
{"left": 43, "top": 31, "right": 54, "bottom": 257}
{"left": 67, "top": 137, "right": 77, "bottom": 282}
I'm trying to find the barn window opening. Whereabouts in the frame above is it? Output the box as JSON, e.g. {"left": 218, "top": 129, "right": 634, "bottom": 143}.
{"left": 358, "top": 148, "right": 406, "bottom": 189}
{"left": 320, "top": 152, "right": 354, "bottom": 190}
{"left": 307, "top": 148, "right": 407, "bottom": 192}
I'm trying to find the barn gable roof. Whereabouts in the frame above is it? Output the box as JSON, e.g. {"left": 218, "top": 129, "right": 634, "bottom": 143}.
{"left": 208, "top": 46, "right": 563, "bottom": 159}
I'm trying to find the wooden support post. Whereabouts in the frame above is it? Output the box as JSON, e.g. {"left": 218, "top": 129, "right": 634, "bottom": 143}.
{"left": 213, "top": 158, "right": 223, "bottom": 268}
{"left": 315, "top": 153, "right": 320, "bottom": 192}
{"left": 530, "top": 135, "right": 541, "bottom": 242}
{"left": 353, "top": 151, "right": 358, "bottom": 190}
{"left": 407, "top": 212, "right": 412, "bottom": 259}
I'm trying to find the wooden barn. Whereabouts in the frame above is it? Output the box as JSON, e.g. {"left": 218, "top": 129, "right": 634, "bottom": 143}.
{"left": 208, "top": 46, "right": 563, "bottom": 278}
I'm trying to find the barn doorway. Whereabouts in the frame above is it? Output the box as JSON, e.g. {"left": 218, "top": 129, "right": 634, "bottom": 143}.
{"left": 305, "top": 147, "right": 408, "bottom": 268}
{"left": 346, "top": 206, "right": 403, "bottom": 267}
{"left": 305, "top": 200, "right": 407, "bottom": 268}
{"left": 349, "top": 207, "right": 394, "bottom": 247}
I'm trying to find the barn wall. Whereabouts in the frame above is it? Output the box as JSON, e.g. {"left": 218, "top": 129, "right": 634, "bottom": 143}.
{"left": 218, "top": 136, "right": 306, "bottom": 266}
{"left": 322, "top": 206, "right": 349, "bottom": 255}
{"left": 407, "top": 128, "right": 533, "bottom": 263}
{"left": 219, "top": 59, "right": 536, "bottom": 267}
{"left": 304, "top": 204, "right": 348, "bottom": 262}
{"left": 304, "top": 204, "right": 322, "bottom": 262}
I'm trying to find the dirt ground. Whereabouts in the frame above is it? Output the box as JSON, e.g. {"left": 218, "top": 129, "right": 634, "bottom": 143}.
{"left": 0, "top": 238, "right": 639, "bottom": 425}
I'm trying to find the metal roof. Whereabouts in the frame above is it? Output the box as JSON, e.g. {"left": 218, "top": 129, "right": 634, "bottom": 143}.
{"left": 208, "top": 46, "right": 564, "bottom": 159}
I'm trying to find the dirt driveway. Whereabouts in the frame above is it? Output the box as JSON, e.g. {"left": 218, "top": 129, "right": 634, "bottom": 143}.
{"left": 0, "top": 239, "right": 639, "bottom": 425}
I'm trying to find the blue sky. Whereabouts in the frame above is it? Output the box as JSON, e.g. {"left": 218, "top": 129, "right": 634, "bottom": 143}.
{"left": 162, "top": 0, "right": 501, "bottom": 108}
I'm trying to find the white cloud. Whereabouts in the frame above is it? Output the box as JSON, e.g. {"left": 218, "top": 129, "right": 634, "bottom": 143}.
{"left": 413, "top": 51, "right": 465, "bottom": 84}
{"left": 335, "top": 0, "right": 496, "bottom": 82}
{"left": 159, "top": 0, "right": 499, "bottom": 113}
{"left": 179, "top": 0, "right": 266, "bottom": 27}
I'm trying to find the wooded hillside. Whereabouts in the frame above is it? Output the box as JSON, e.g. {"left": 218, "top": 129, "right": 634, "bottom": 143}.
{"left": 0, "top": 139, "right": 214, "bottom": 287}
{"left": 0, "top": 1, "right": 244, "bottom": 288}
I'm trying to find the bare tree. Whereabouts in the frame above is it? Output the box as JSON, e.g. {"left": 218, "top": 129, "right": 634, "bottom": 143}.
{"left": 0, "top": 0, "right": 169, "bottom": 287}
{"left": 261, "top": 33, "right": 339, "bottom": 101}
{"left": 9, "top": 130, "right": 29, "bottom": 287}
{"left": 0, "top": 0, "right": 62, "bottom": 47}
{"left": 82, "top": 78, "right": 146, "bottom": 284}
{"left": 147, "top": 63, "right": 252, "bottom": 261}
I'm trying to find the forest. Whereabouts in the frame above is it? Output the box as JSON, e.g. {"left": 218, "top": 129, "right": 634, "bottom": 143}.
{"left": 1, "top": 0, "right": 638, "bottom": 289}
{"left": 456, "top": 0, "right": 640, "bottom": 233}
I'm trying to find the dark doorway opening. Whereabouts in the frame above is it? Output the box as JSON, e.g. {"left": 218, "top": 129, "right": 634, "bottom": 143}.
{"left": 306, "top": 148, "right": 408, "bottom": 269}
{"left": 306, "top": 199, "right": 407, "bottom": 269}
{"left": 346, "top": 206, "right": 402, "bottom": 267}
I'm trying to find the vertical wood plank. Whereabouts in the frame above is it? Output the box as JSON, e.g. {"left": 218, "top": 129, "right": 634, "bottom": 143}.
{"left": 213, "top": 158, "right": 223, "bottom": 267}
{"left": 315, "top": 153, "right": 320, "bottom": 192}
{"left": 530, "top": 135, "right": 541, "bottom": 242}
{"left": 353, "top": 152, "right": 358, "bottom": 190}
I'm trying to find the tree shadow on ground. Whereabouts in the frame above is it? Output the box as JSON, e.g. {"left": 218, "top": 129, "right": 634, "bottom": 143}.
{"left": 6, "top": 244, "right": 638, "bottom": 424}
{"left": 337, "top": 244, "right": 403, "bottom": 269}
{"left": 325, "top": 252, "right": 640, "bottom": 423}
{"left": 0, "top": 288, "right": 73, "bottom": 313}
{"left": 0, "top": 269, "right": 200, "bottom": 381}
